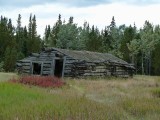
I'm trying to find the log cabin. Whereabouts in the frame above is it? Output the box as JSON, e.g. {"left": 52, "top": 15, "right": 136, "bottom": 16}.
{"left": 16, "top": 48, "right": 135, "bottom": 77}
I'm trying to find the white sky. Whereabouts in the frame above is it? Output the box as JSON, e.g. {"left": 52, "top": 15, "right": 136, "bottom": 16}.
{"left": 1, "top": 1, "right": 160, "bottom": 37}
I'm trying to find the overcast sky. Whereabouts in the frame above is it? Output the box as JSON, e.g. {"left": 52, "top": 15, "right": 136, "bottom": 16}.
{"left": 1, "top": 0, "right": 160, "bottom": 37}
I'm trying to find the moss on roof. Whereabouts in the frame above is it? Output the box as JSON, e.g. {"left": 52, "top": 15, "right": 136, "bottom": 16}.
{"left": 52, "top": 48, "right": 128, "bottom": 64}
{"left": 19, "top": 48, "right": 134, "bottom": 69}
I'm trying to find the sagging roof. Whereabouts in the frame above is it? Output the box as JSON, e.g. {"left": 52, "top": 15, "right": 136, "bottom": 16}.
{"left": 49, "top": 48, "right": 134, "bottom": 69}
{"left": 18, "top": 47, "right": 134, "bottom": 69}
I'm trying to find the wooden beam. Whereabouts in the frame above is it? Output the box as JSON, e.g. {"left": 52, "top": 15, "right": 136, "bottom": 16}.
{"left": 62, "top": 56, "right": 66, "bottom": 78}
{"left": 51, "top": 59, "right": 55, "bottom": 75}
{"left": 41, "top": 62, "right": 43, "bottom": 75}
{"left": 30, "top": 61, "right": 33, "bottom": 75}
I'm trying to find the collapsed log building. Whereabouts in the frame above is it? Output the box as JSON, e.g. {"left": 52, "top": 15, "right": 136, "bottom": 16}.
{"left": 16, "top": 48, "right": 135, "bottom": 77}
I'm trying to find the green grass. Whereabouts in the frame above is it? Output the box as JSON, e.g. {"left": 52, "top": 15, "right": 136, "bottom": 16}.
{"left": 0, "top": 73, "right": 160, "bottom": 120}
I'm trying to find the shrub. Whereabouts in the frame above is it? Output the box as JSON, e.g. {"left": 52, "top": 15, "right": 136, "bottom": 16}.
{"left": 10, "top": 76, "right": 65, "bottom": 88}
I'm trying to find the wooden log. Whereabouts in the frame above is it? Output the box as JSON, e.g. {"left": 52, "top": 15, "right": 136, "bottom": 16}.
{"left": 43, "top": 65, "right": 51, "bottom": 68}
{"left": 21, "top": 63, "right": 31, "bottom": 66}
{"left": 65, "top": 60, "right": 77, "bottom": 64}
{"left": 42, "top": 71, "right": 51, "bottom": 75}
{"left": 96, "top": 66, "right": 106, "bottom": 69}
{"left": 64, "top": 64, "right": 73, "bottom": 68}
{"left": 42, "top": 67, "right": 51, "bottom": 71}
{"left": 22, "top": 70, "right": 30, "bottom": 73}
{"left": 20, "top": 60, "right": 31, "bottom": 63}
{"left": 66, "top": 57, "right": 76, "bottom": 61}
{"left": 64, "top": 68, "right": 72, "bottom": 71}
{"left": 64, "top": 70, "right": 72, "bottom": 73}
{"left": 83, "top": 73, "right": 105, "bottom": 76}
{"left": 22, "top": 66, "right": 30, "bottom": 70}
{"left": 31, "top": 53, "right": 40, "bottom": 57}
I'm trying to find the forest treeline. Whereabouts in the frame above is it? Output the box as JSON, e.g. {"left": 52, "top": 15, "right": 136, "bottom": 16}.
{"left": 0, "top": 14, "right": 160, "bottom": 75}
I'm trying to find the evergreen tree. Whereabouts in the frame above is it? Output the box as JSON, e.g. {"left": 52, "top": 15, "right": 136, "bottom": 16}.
{"left": 120, "top": 26, "right": 135, "bottom": 63}
{"left": 108, "top": 17, "right": 122, "bottom": 57}
{"left": 68, "top": 16, "right": 74, "bottom": 24}
{"left": 44, "top": 25, "right": 51, "bottom": 45}
{"left": 152, "top": 25, "right": 160, "bottom": 75}
{"left": 27, "top": 14, "right": 33, "bottom": 54}
{"left": 101, "top": 27, "right": 112, "bottom": 52}
{"left": 48, "top": 14, "right": 62, "bottom": 47}
{"left": 110, "top": 16, "right": 116, "bottom": 28}
{"left": 16, "top": 14, "right": 25, "bottom": 59}
{"left": 22, "top": 26, "right": 28, "bottom": 56}
{"left": 0, "top": 16, "right": 9, "bottom": 59}
{"left": 86, "top": 25, "right": 101, "bottom": 52}
{"left": 4, "top": 47, "right": 17, "bottom": 72}
{"left": 27, "top": 14, "right": 41, "bottom": 54}
{"left": 0, "top": 16, "right": 16, "bottom": 71}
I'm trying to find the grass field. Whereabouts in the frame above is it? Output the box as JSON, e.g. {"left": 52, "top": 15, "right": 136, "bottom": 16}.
{"left": 0, "top": 72, "right": 18, "bottom": 82}
{"left": 0, "top": 73, "right": 160, "bottom": 120}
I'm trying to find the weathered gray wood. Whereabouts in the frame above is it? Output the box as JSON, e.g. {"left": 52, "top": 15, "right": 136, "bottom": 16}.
{"left": 30, "top": 61, "right": 33, "bottom": 74}
{"left": 41, "top": 62, "right": 43, "bottom": 75}
{"left": 22, "top": 66, "right": 30, "bottom": 69}
{"left": 64, "top": 70, "right": 72, "bottom": 73}
{"left": 42, "top": 67, "right": 51, "bottom": 71}
{"left": 42, "top": 71, "right": 51, "bottom": 75}
{"left": 16, "top": 47, "right": 134, "bottom": 77}
{"left": 23, "top": 70, "right": 30, "bottom": 73}
{"left": 51, "top": 59, "right": 55, "bottom": 75}
{"left": 65, "top": 60, "right": 77, "bottom": 64}
{"left": 62, "top": 56, "right": 66, "bottom": 78}
{"left": 43, "top": 64, "right": 52, "bottom": 68}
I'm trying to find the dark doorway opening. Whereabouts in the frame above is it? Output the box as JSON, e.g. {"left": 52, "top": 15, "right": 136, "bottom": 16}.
{"left": 33, "top": 63, "right": 41, "bottom": 75}
{"left": 54, "top": 59, "right": 63, "bottom": 77}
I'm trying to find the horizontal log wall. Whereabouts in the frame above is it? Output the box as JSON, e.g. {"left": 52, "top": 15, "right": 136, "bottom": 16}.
{"left": 42, "top": 62, "right": 52, "bottom": 75}
{"left": 63, "top": 56, "right": 77, "bottom": 77}
{"left": 65, "top": 61, "right": 131, "bottom": 77}
{"left": 17, "top": 50, "right": 133, "bottom": 77}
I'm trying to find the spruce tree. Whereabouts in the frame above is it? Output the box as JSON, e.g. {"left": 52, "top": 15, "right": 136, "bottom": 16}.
{"left": 27, "top": 14, "right": 41, "bottom": 54}
{"left": 16, "top": 14, "right": 25, "bottom": 59}
{"left": 120, "top": 26, "right": 135, "bottom": 63}
{"left": 101, "top": 27, "right": 112, "bottom": 52}
{"left": 49, "top": 14, "right": 62, "bottom": 47}
{"left": 86, "top": 25, "right": 101, "bottom": 52}
{"left": 4, "top": 47, "right": 17, "bottom": 72}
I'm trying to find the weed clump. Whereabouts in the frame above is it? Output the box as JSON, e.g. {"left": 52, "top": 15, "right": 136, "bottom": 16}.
{"left": 10, "top": 76, "right": 65, "bottom": 88}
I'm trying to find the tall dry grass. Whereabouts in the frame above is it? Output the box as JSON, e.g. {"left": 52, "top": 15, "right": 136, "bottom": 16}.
{"left": 0, "top": 74, "right": 160, "bottom": 119}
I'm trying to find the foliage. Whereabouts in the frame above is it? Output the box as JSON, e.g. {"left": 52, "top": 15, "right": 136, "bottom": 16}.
{"left": 152, "top": 25, "right": 160, "bottom": 75}
{"left": 56, "top": 22, "right": 80, "bottom": 49}
{"left": 0, "top": 14, "right": 42, "bottom": 72}
{"left": 10, "top": 76, "right": 65, "bottom": 88}
{"left": 0, "top": 61, "right": 4, "bottom": 72}
{"left": 4, "top": 47, "right": 17, "bottom": 72}
{"left": 120, "top": 26, "right": 135, "bottom": 62}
